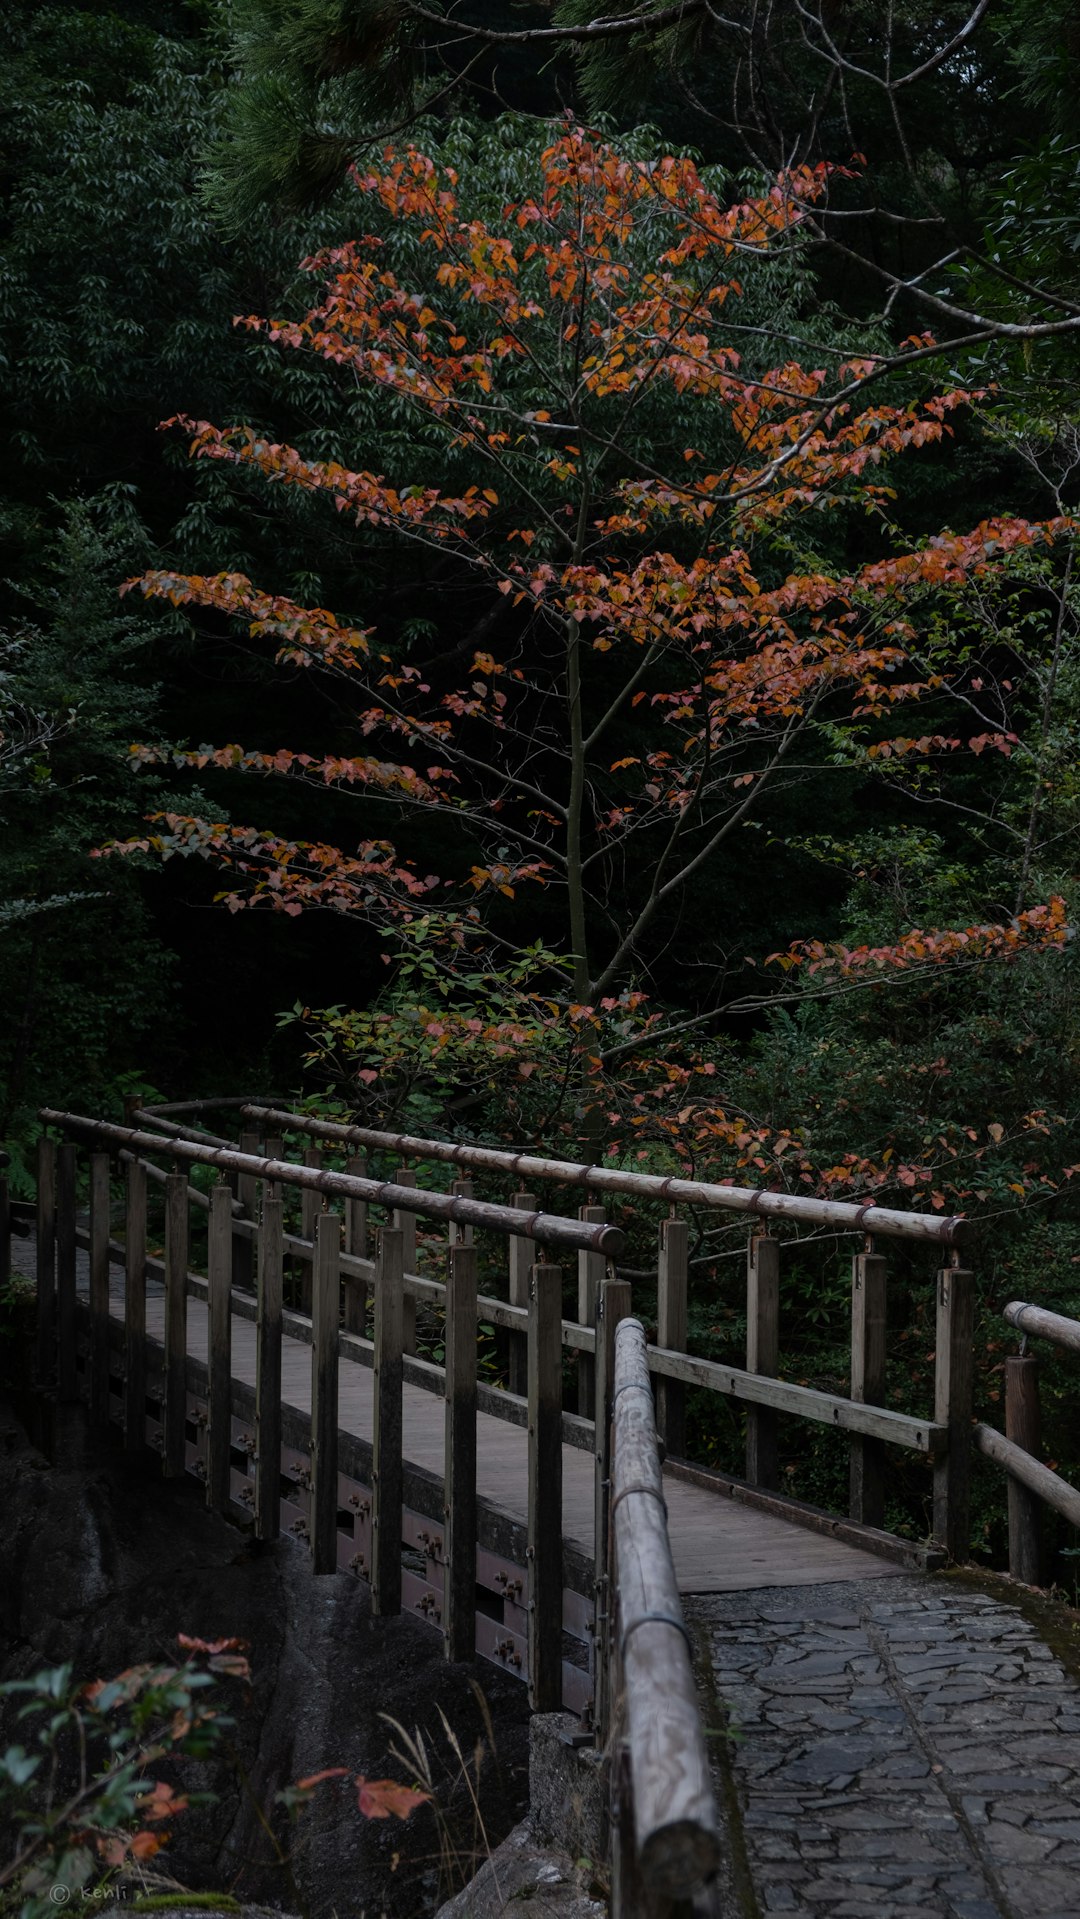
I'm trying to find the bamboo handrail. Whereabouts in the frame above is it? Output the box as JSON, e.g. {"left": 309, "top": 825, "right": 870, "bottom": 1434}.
{"left": 610, "top": 1317, "right": 720, "bottom": 1897}
{"left": 240, "top": 1104, "right": 969, "bottom": 1246}
{"left": 973, "top": 1422, "right": 1080, "bottom": 1530}
{"left": 38, "top": 1110, "right": 624, "bottom": 1259}
{"left": 1004, "top": 1300, "right": 1080, "bottom": 1357}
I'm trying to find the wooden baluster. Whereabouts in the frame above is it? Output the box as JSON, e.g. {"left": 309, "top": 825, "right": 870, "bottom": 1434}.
{"left": 36, "top": 1136, "right": 56, "bottom": 1389}
{"left": 232, "top": 1130, "right": 258, "bottom": 1291}
{"left": 300, "top": 1148, "right": 322, "bottom": 1314}
{"left": 392, "top": 1167, "right": 417, "bottom": 1356}
{"left": 656, "top": 1215, "right": 688, "bottom": 1460}
{"left": 745, "top": 1233, "right": 779, "bottom": 1490}
{"left": 162, "top": 1169, "right": 188, "bottom": 1476}
{"left": 444, "top": 1242, "right": 478, "bottom": 1661}
{"left": 88, "top": 1151, "right": 111, "bottom": 1427}
{"left": 255, "top": 1187, "right": 283, "bottom": 1541}
{"left": 372, "top": 1225, "right": 404, "bottom": 1614}
{"left": 933, "top": 1260, "right": 975, "bottom": 1561}
{"left": 528, "top": 1261, "right": 563, "bottom": 1712}
{"left": 123, "top": 1157, "right": 147, "bottom": 1445}
{"left": 577, "top": 1205, "right": 606, "bottom": 1419}
{"left": 1006, "top": 1351, "right": 1042, "bottom": 1585}
{"left": 508, "top": 1191, "right": 536, "bottom": 1398}
{"left": 594, "top": 1271, "right": 631, "bottom": 1743}
{"left": 311, "top": 1210, "right": 341, "bottom": 1573}
{"left": 343, "top": 1153, "right": 368, "bottom": 1335}
{"left": 850, "top": 1248, "right": 887, "bottom": 1527}
{"left": 206, "top": 1183, "right": 233, "bottom": 1515}
{"left": 56, "top": 1142, "right": 78, "bottom": 1404}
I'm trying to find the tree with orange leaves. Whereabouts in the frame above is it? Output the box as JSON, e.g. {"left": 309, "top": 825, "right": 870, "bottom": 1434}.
{"left": 105, "top": 121, "right": 1073, "bottom": 1159}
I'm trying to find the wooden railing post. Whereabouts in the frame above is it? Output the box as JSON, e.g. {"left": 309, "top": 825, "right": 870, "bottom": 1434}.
{"left": 508, "top": 1191, "right": 536, "bottom": 1397}
{"left": 233, "top": 1129, "right": 258, "bottom": 1290}
{"left": 595, "top": 1271, "right": 631, "bottom": 1742}
{"left": 88, "top": 1151, "right": 111, "bottom": 1427}
{"left": 311, "top": 1210, "right": 342, "bottom": 1573}
{"left": 933, "top": 1261, "right": 974, "bottom": 1560}
{"left": 36, "top": 1135, "right": 56, "bottom": 1389}
{"left": 123, "top": 1157, "right": 147, "bottom": 1446}
{"left": 577, "top": 1204, "right": 606, "bottom": 1419}
{"left": 163, "top": 1169, "right": 189, "bottom": 1477}
{"left": 656, "top": 1215, "right": 688, "bottom": 1460}
{"left": 746, "top": 1233, "right": 779, "bottom": 1490}
{"left": 849, "top": 1249, "right": 887, "bottom": 1527}
{"left": 528, "top": 1260, "right": 563, "bottom": 1712}
{"left": 1006, "top": 1351, "right": 1042, "bottom": 1585}
{"left": 372, "top": 1224, "right": 404, "bottom": 1616}
{"left": 206, "top": 1183, "right": 233, "bottom": 1515}
{"left": 444, "top": 1242, "right": 478, "bottom": 1662}
{"left": 343, "top": 1153, "right": 368, "bottom": 1335}
{"left": 300, "top": 1147, "right": 322, "bottom": 1314}
{"left": 255, "top": 1186, "right": 283, "bottom": 1541}
{"left": 56, "top": 1142, "right": 78, "bottom": 1404}
{"left": 392, "top": 1167, "right": 418, "bottom": 1356}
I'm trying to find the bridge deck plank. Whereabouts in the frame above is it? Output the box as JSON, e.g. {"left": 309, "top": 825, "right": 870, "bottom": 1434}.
{"left": 94, "top": 1259, "right": 899, "bottom": 1591}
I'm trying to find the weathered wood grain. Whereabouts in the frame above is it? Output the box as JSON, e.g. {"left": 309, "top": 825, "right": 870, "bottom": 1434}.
{"left": 444, "top": 1242, "right": 478, "bottom": 1661}
{"left": 850, "top": 1251, "right": 887, "bottom": 1528}
{"left": 255, "top": 1191, "right": 283, "bottom": 1541}
{"left": 656, "top": 1216, "right": 688, "bottom": 1460}
{"left": 207, "top": 1183, "right": 233, "bottom": 1514}
{"left": 933, "top": 1265, "right": 974, "bottom": 1559}
{"left": 311, "top": 1211, "right": 341, "bottom": 1572}
{"left": 528, "top": 1262, "right": 563, "bottom": 1710}
{"left": 611, "top": 1318, "right": 720, "bottom": 1898}
{"left": 373, "top": 1225, "right": 404, "bottom": 1615}
{"left": 163, "top": 1170, "right": 188, "bottom": 1477}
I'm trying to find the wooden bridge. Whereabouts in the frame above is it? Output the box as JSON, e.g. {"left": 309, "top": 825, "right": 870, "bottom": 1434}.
{"left": 15, "top": 1099, "right": 1080, "bottom": 1917}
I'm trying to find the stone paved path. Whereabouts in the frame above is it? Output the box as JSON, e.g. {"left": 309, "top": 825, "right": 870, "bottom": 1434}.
{"left": 689, "top": 1576, "right": 1080, "bottom": 1919}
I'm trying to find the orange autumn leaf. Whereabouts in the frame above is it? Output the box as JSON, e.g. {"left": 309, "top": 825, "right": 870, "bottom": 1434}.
{"left": 355, "top": 1776, "right": 431, "bottom": 1820}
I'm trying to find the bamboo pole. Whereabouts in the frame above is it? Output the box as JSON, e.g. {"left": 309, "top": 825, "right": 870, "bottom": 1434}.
{"left": 372, "top": 1226, "right": 404, "bottom": 1615}
{"left": 124, "top": 1158, "right": 147, "bottom": 1449}
{"left": 40, "top": 1115, "right": 624, "bottom": 1258}
{"left": 610, "top": 1318, "right": 720, "bottom": 1899}
{"left": 528, "top": 1262, "right": 563, "bottom": 1712}
{"left": 243, "top": 1104, "right": 970, "bottom": 1246}
{"left": 255, "top": 1190, "right": 283, "bottom": 1540}
{"left": 88, "top": 1152, "right": 110, "bottom": 1426}
{"left": 849, "top": 1251, "right": 887, "bottom": 1528}
{"left": 56, "top": 1142, "right": 78, "bottom": 1403}
{"left": 35, "top": 1136, "right": 56, "bottom": 1388}
{"left": 974, "top": 1421, "right": 1080, "bottom": 1530}
{"left": 163, "top": 1171, "right": 189, "bottom": 1478}
{"left": 1004, "top": 1300, "right": 1080, "bottom": 1357}
{"left": 206, "top": 1184, "right": 233, "bottom": 1515}
{"left": 444, "top": 1243, "right": 478, "bottom": 1662}
{"left": 311, "top": 1211, "right": 341, "bottom": 1573}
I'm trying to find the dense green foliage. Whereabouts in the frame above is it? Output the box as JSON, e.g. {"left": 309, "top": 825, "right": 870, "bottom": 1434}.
{"left": 2, "top": 0, "right": 1080, "bottom": 1563}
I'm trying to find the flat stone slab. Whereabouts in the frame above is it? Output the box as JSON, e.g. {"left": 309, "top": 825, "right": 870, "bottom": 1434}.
{"left": 690, "top": 1576, "right": 1080, "bottom": 1919}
